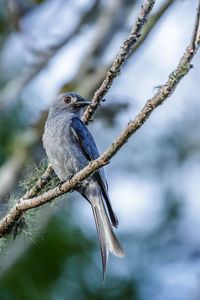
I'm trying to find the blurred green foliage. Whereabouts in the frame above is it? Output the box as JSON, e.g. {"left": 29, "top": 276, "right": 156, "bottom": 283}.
{"left": 0, "top": 212, "right": 138, "bottom": 300}
{"left": 0, "top": 105, "right": 26, "bottom": 165}
{"left": 0, "top": 2, "right": 10, "bottom": 36}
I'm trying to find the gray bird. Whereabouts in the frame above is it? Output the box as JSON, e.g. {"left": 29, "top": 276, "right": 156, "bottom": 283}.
{"left": 42, "top": 92, "right": 125, "bottom": 279}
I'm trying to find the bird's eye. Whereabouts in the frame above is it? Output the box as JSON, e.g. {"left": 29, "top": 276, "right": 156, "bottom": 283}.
{"left": 64, "top": 96, "right": 71, "bottom": 104}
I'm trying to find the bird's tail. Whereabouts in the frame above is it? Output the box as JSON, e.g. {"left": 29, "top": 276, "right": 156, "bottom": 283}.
{"left": 91, "top": 192, "right": 125, "bottom": 280}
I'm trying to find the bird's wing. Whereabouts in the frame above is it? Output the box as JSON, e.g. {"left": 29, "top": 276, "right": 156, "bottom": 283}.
{"left": 71, "top": 117, "right": 118, "bottom": 228}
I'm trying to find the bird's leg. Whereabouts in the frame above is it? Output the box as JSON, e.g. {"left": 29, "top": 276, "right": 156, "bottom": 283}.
{"left": 67, "top": 174, "right": 76, "bottom": 192}
{"left": 68, "top": 174, "right": 74, "bottom": 181}
{"left": 57, "top": 181, "right": 65, "bottom": 191}
{"left": 57, "top": 175, "right": 75, "bottom": 192}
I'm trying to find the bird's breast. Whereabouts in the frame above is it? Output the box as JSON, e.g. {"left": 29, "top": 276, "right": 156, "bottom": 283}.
{"left": 43, "top": 116, "right": 87, "bottom": 181}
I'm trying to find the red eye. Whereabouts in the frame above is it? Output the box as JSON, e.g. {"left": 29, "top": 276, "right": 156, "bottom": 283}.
{"left": 64, "top": 96, "right": 71, "bottom": 103}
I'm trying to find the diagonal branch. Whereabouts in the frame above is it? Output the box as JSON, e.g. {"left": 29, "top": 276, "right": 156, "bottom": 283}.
{"left": 130, "top": 0, "right": 176, "bottom": 56}
{"left": 81, "top": 0, "right": 156, "bottom": 124}
{"left": 191, "top": 0, "right": 200, "bottom": 48}
{"left": 0, "top": 0, "right": 199, "bottom": 238}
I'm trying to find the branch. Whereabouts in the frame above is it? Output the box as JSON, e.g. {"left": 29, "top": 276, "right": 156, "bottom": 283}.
{"left": 130, "top": 0, "right": 176, "bottom": 55}
{"left": 191, "top": 0, "right": 200, "bottom": 49}
{"left": 23, "top": 164, "right": 54, "bottom": 199}
{"left": 0, "top": 1, "right": 199, "bottom": 238}
{"left": 81, "top": 0, "right": 156, "bottom": 124}
{"left": 60, "top": 0, "right": 132, "bottom": 96}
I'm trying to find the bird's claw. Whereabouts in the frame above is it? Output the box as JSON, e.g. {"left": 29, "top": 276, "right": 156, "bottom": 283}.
{"left": 68, "top": 175, "right": 75, "bottom": 193}
{"left": 68, "top": 174, "right": 74, "bottom": 181}
{"left": 58, "top": 175, "right": 75, "bottom": 192}
{"left": 58, "top": 181, "right": 65, "bottom": 191}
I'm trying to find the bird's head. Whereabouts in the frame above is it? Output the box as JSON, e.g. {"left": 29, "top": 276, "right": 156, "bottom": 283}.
{"left": 50, "top": 92, "right": 91, "bottom": 116}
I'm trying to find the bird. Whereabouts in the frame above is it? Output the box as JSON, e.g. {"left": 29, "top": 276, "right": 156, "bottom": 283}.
{"left": 42, "top": 92, "right": 125, "bottom": 279}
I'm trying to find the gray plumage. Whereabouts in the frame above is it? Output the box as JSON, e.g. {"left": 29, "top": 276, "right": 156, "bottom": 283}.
{"left": 42, "top": 92, "right": 125, "bottom": 279}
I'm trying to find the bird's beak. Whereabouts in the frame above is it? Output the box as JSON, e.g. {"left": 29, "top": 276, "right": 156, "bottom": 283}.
{"left": 75, "top": 98, "right": 91, "bottom": 107}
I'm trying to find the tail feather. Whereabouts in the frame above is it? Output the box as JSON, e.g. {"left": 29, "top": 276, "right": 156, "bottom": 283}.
{"left": 93, "top": 206, "right": 109, "bottom": 279}
{"left": 92, "top": 197, "right": 125, "bottom": 280}
{"left": 101, "top": 186, "right": 119, "bottom": 228}
{"left": 95, "top": 173, "right": 119, "bottom": 228}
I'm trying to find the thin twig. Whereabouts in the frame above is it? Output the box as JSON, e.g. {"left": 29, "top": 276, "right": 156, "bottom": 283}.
{"left": 131, "top": 0, "right": 176, "bottom": 55}
{"left": 0, "top": 11, "right": 200, "bottom": 238}
{"left": 23, "top": 164, "right": 54, "bottom": 199}
{"left": 60, "top": 0, "right": 132, "bottom": 96}
{"left": 82, "top": 0, "right": 156, "bottom": 124}
{"left": 191, "top": 0, "right": 200, "bottom": 49}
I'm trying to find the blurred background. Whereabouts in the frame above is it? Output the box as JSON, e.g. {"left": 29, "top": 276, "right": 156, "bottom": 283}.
{"left": 0, "top": 0, "right": 200, "bottom": 299}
